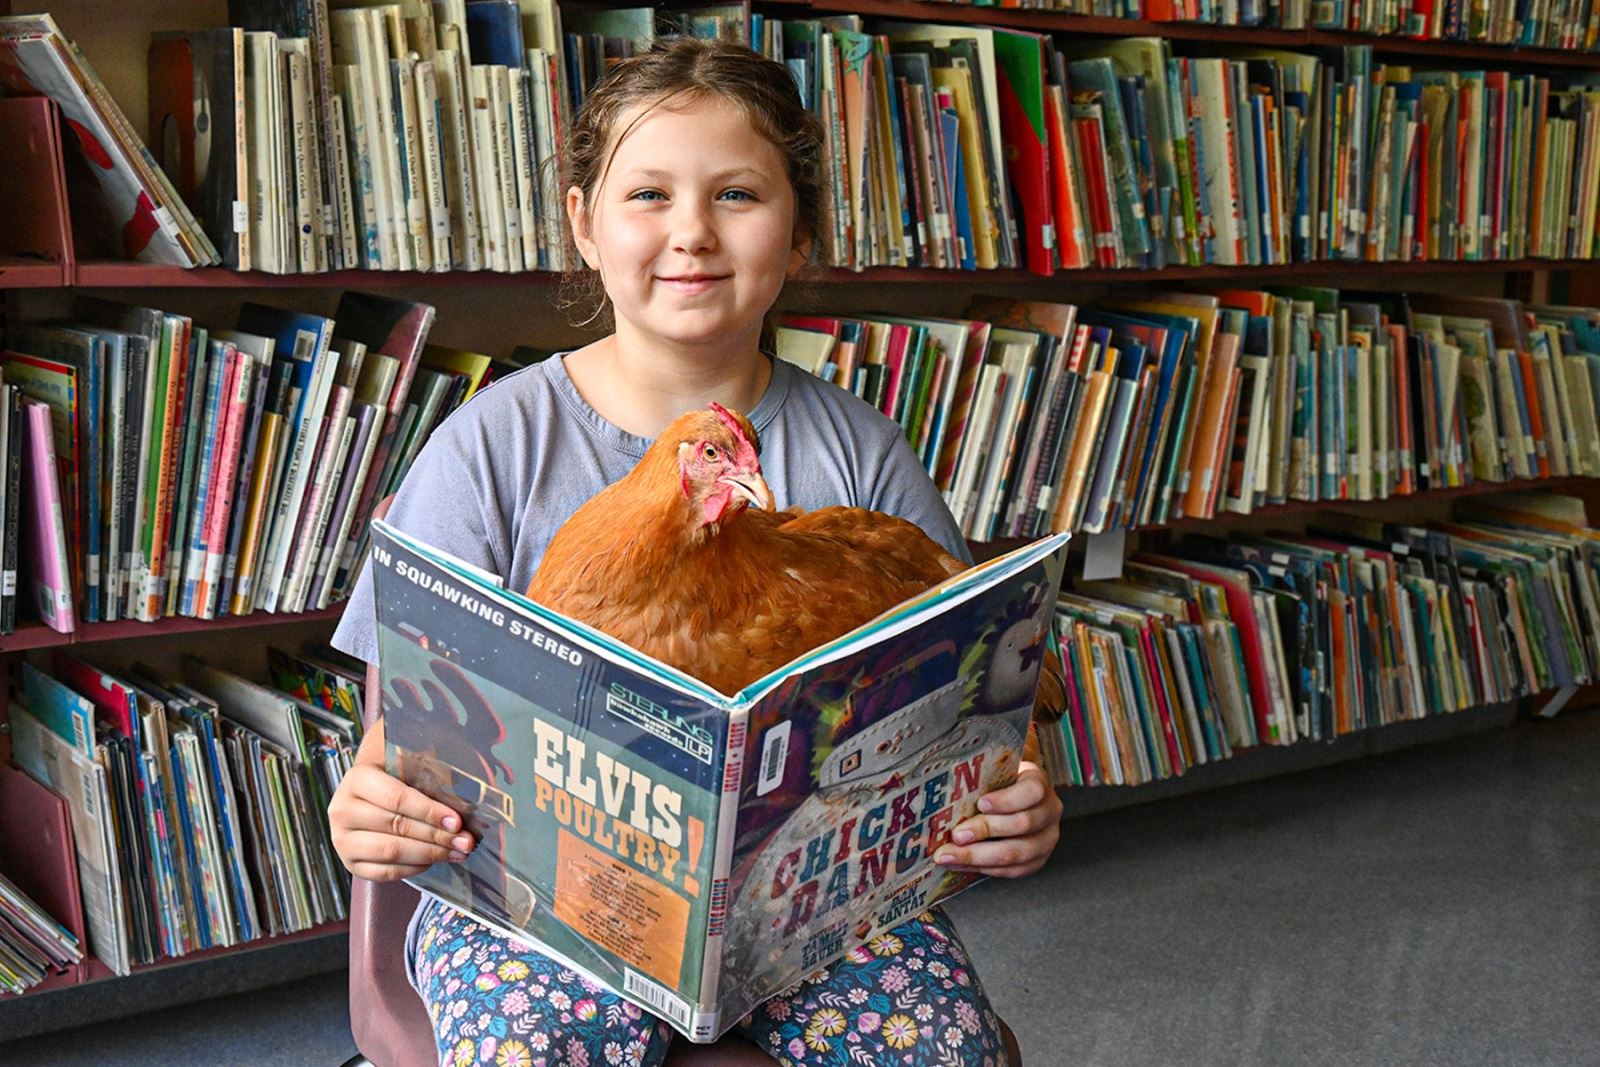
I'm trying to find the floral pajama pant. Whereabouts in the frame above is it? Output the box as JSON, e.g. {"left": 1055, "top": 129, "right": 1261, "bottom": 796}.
{"left": 413, "top": 894, "right": 1010, "bottom": 1067}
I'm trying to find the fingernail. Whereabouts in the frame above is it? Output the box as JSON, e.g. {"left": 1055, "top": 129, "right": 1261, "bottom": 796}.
{"left": 977, "top": 797, "right": 993, "bottom": 813}
{"left": 953, "top": 829, "right": 974, "bottom": 845}
{"left": 935, "top": 849, "right": 956, "bottom": 865}
{"left": 452, "top": 835, "right": 473, "bottom": 851}
{"left": 448, "top": 850, "right": 467, "bottom": 862}
{"left": 442, "top": 814, "right": 460, "bottom": 832}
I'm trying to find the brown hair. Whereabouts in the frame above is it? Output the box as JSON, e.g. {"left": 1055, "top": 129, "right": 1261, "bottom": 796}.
{"left": 556, "top": 37, "right": 828, "bottom": 336}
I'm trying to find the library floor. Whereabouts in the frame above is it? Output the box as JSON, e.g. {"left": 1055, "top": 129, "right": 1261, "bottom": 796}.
{"left": 2, "top": 708, "right": 1596, "bottom": 1067}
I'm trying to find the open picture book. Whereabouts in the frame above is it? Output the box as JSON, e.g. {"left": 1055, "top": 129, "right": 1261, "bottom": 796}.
{"left": 371, "top": 519, "right": 1069, "bottom": 1041}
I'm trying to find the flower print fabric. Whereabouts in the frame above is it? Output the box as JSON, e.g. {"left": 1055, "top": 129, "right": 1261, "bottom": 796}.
{"left": 415, "top": 896, "right": 1007, "bottom": 1067}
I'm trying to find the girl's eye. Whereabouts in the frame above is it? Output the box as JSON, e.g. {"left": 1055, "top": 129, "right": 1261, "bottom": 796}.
{"left": 629, "top": 189, "right": 666, "bottom": 201}
{"left": 703, "top": 444, "right": 719, "bottom": 462}
{"left": 719, "top": 189, "right": 756, "bottom": 202}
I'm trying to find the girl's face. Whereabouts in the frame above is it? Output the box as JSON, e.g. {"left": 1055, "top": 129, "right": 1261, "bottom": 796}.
{"left": 568, "top": 95, "right": 808, "bottom": 352}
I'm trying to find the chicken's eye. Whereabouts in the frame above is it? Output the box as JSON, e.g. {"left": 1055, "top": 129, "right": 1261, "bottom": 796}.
{"left": 702, "top": 444, "right": 719, "bottom": 462}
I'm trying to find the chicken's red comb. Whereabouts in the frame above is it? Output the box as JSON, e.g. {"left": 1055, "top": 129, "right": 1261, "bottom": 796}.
{"left": 708, "top": 401, "right": 761, "bottom": 462}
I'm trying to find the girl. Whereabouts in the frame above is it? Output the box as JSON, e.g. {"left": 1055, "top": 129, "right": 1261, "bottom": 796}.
{"left": 327, "top": 37, "right": 1062, "bottom": 1067}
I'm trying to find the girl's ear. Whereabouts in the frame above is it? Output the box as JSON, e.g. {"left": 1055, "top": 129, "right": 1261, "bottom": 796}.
{"left": 566, "top": 185, "right": 600, "bottom": 270}
{"left": 788, "top": 226, "right": 813, "bottom": 277}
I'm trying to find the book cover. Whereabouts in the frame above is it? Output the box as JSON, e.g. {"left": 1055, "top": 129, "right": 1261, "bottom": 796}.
{"left": 373, "top": 520, "right": 1067, "bottom": 1041}
{"left": 148, "top": 29, "right": 249, "bottom": 270}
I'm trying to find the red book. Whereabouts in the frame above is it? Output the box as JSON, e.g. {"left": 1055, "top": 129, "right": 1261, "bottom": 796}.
{"left": 990, "top": 30, "right": 1054, "bottom": 276}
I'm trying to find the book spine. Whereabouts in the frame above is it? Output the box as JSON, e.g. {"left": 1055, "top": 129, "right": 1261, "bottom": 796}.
{"left": 434, "top": 48, "right": 482, "bottom": 271}
{"left": 693, "top": 707, "right": 748, "bottom": 1041}
{"left": 414, "top": 59, "right": 454, "bottom": 272}
{"left": 200, "top": 355, "right": 252, "bottom": 618}
{"left": 393, "top": 52, "right": 432, "bottom": 271}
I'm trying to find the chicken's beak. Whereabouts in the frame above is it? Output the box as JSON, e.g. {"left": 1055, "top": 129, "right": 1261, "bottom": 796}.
{"left": 719, "top": 472, "right": 774, "bottom": 512}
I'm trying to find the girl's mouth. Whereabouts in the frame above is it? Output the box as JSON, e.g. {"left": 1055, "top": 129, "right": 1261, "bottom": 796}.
{"left": 658, "top": 275, "right": 730, "bottom": 294}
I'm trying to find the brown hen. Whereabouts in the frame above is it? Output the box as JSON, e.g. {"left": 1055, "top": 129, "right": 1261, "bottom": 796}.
{"left": 527, "top": 403, "right": 1064, "bottom": 742}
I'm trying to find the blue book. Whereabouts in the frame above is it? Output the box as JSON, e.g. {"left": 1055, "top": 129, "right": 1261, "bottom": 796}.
{"left": 20, "top": 661, "right": 95, "bottom": 757}
{"left": 466, "top": 0, "right": 526, "bottom": 68}
{"left": 168, "top": 681, "right": 258, "bottom": 943}
{"left": 180, "top": 343, "right": 229, "bottom": 616}
{"left": 166, "top": 737, "right": 213, "bottom": 950}
{"left": 940, "top": 107, "right": 976, "bottom": 271}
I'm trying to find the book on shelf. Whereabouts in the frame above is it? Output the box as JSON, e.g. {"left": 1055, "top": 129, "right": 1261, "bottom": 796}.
{"left": 777, "top": 289, "right": 1600, "bottom": 548}
{"left": 373, "top": 518, "right": 1069, "bottom": 1041}
{"left": 1034, "top": 492, "right": 1600, "bottom": 788}
{"left": 3, "top": 648, "right": 362, "bottom": 977}
{"left": 0, "top": 292, "right": 473, "bottom": 636}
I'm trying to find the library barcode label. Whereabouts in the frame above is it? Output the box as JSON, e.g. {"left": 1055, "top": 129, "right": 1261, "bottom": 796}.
{"left": 624, "top": 970, "right": 691, "bottom": 1028}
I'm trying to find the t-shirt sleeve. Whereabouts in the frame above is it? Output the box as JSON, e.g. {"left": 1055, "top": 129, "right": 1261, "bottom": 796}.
{"left": 861, "top": 425, "right": 974, "bottom": 566}
{"left": 328, "top": 418, "right": 511, "bottom": 666}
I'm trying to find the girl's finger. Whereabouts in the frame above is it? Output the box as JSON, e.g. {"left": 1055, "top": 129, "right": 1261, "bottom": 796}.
{"left": 935, "top": 832, "right": 1054, "bottom": 871}
{"left": 348, "top": 861, "right": 435, "bottom": 882}
{"left": 339, "top": 797, "right": 476, "bottom": 854}
{"left": 338, "top": 829, "right": 466, "bottom": 871}
{"left": 347, "top": 765, "right": 464, "bottom": 833}
{"left": 974, "top": 772, "right": 1047, "bottom": 816}
{"left": 948, "top": 809, "right": 1038, "bottom": 847}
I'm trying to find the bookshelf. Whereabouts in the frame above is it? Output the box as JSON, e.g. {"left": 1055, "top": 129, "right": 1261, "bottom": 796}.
{"left": 2, "top": 0, "right": 1598, "bottom": 1042}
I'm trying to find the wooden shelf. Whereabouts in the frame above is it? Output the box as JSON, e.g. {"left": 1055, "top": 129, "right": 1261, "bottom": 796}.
{"left": 77, "top": 919, "right": 348, "bottom": 987}
{"left": 71, "top": 262, "right": 564, "bottom": 289}
{"left": 973, "top": 475, "right": 1597, "bottom": 559}
{"left": 762, "top": 0, "right": 1600, "bottom": 70}
{"left": 0, "top": 256, "right": 68, "bottom": 289}
{"left": 60, "top": 256, "right": 1600, "bottom": 291}
{"left": 1138, "top": 473, "right": 1597, "bottom": 533}
{"left": 0, "top": 604, "right": 343, "bottom": 653}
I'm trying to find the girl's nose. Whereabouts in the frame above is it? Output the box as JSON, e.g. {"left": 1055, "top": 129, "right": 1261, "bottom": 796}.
{"left": 670, "top": 200, "right": 717, "bottom": 255}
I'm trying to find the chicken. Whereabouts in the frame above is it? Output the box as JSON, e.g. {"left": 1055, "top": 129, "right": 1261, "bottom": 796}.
{"left": 528, "top": 403, "right": 968, "bottom": 695}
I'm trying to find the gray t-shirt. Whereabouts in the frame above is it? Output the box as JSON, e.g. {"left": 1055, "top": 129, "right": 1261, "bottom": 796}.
{"left": 330, "top": 352, "right": 971, "bottom": 666}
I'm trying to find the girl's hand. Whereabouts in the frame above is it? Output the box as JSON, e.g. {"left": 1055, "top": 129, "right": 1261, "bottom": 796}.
{"left": 934, "top": 762, "right": 1062, "bottom": 878}
{"left": 328, "top": 717, "right": 476, "bottom": 882}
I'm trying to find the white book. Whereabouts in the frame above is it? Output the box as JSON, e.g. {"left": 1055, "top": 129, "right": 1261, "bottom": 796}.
{"left": 433, "top": 48, "right": 482, "bottom": 270}
{"left": 365, "top": 9, "right": 411, "bottom": 270}
{"left": 315, "top": 403, "right": 384, "bottom": 609}
{"left": 488, "top": 65, "right": 523, "bottom": 270}
{"left": 281, "top": 42, "right": 320, "bottom": 273}
{"left": 331, "top": 10, "right": 403, "bottom": 269}
{"left": 507, "top": 67, "right": 541, "bottom": 273}
{"left": 468, "top": 65, "right": 508, "bottom": 272}
{"left": 392, "top": 52, "right": 432, "bottom": 271}
{"left": 336, "top": 64, "right": 381, "bottom": 268}
{"left": 414, "top": 58, "right": 454, "bottom": 271}
{"left": 282, "top": 383, "right": 353, "bottom": 613}
{"left": 1355, "top": 341, "right": 1372, "bottom": 500}
{"left": 525, "top": 48, "right": 562, "bottom": 270}
{"left": 244, "top": 32, "right": 285, "bottom": 273}
{"left": 328, "top": 86, "right": 361, "bottom": 270}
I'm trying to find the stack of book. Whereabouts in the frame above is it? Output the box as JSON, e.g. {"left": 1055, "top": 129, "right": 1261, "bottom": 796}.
{"left": 6, "top": 645, "right": 364, "bottom": 976}
{"left": 900, "top": 0, "right": 1600, "bottom": 48}
{"left": 0, "top": 871, "right": 83, "bottom": 993}
{"left": 779, "top": 291, "right": 1600, "bottom": 542}
{"left": 768, "top": 25, "right": 1600, "bottom": 271}
{"left": 1036, "top": 493, "right": 1600, "bottom": 786}
{"left": 0, "top": 292, "right": 503, "bottom": 636}
{"left": 150, "top": 1, "right": 765, "bottom": 274}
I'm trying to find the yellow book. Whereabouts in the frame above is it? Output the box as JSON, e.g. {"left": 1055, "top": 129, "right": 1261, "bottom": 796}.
{"left": 420, "top": 345, "right": 492, "bottom": 402}
{"left": 229, "top": 412, "right": 283, "bottom": 616}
